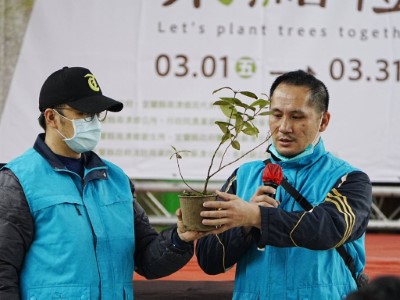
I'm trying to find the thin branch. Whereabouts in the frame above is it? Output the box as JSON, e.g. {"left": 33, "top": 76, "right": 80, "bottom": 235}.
{"left": 204, "top": 94, "right": 237, "bottom": 194}
{"left": 174, "top": 155, "right": 202, "bottom": 194}
{"left": 218, "top": 108, "right": 257, "bottom": 170}
{"left": 208, "top": 132, "right": 272, "bottom": 180}
{"left": 218, "top": 102, "right": 245, "bottom": 169}
{"left": 203, "top": 139, "right": 225, "bottom": 194}
{"left": 218, "top": 128, "right": 235, "bottom": 170}
{"left": 218, "top": 125, "right": 243, "bottom": 169}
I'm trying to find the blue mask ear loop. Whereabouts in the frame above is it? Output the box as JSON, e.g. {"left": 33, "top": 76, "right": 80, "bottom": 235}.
{"left": 53, "top": 109, "right": 77, "bottom": 140}
{"left": 311, "top": 114, "right": 324, "bottom": 147}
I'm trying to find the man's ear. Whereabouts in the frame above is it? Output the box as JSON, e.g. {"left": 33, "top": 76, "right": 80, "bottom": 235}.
{"left": 44, "top": 109, "right": 57, "bottom": 127}
{"left": 319, "top": 111, "right": 330, "bottom": 132}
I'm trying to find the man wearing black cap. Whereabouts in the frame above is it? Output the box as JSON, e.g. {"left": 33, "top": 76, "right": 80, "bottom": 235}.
{"left": 0, "top": 66, "right": 204, "bottom": 299}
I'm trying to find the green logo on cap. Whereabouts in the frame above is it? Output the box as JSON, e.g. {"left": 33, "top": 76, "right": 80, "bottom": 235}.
{"left": 85, "top": 74, "right": 100, "bottom": 92}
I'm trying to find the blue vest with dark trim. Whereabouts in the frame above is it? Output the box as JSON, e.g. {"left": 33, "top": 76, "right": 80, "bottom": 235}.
{"left": 233, "top": 140, "right": 365, "bottom": 300}
{"left": 7, "top": 148, "right": 135, "bottom": 300}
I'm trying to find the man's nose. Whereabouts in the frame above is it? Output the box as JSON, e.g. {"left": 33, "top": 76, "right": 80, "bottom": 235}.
{"left": 279, "top": 117, "right": 292, "bottom": 133}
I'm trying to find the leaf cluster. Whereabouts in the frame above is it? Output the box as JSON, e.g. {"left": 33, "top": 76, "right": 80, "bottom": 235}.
{"left": 212, "top": 87, "right": 271, "bottom": 151}
{"left": 171, "top": 86, "right": 272, "bottom": 195}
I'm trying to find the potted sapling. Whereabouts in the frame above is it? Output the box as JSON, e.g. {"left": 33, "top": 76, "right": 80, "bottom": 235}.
{"left": 170, "top": 87, "right": 272, "bottom": 231}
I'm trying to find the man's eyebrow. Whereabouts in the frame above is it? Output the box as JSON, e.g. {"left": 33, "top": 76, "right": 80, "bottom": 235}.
{"left": 290, "top": 109, "right": 306, "bottom": 114}
{"left": 270, "top": 107, "right": 305, "bottom": 114}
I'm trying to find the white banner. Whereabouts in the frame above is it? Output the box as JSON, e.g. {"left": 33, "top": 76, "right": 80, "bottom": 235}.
{"left": 1, "top": 0, "right": 400, "bottom": 183}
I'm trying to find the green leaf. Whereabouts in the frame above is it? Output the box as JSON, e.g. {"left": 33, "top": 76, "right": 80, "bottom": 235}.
{"left": 259, "top": 111, "right": 273, "bottom": 116}
{"left": 250, "top": 99, "right": 270, "bottom": 109}
{"left": 258, "top": 97, "right": 271, "bottom": 103}
{"left": 215, "top": 121, "right": 230, "bottom": 133}
{"left": 219, "top": 97, "right": 242, "bottom": 105}
{"left": 213, "top": 100, "right": 231, "bottom": 106}
{"left": 244, "top": 104, "right": 256, "bottom": 112}
{"left": 239, "top": 91, "right": 258, "bottom": 99}
{"left": 232, "top": 99, "right": 256, "bottom": 111}
{"left": 220, "top": 105, "right": 237, "bottom": 118}
{"left": 242, "top": 122, "right": 259, "bottom": 136}
{"left": 231, "top": 140, "right": 240, "bottom": 150}
{"left": 235, "top": 116, "right": 244, "bottom": 134}
{"left": 212, "top": 86, "right": 234, "bottom": 94}
{"left": 243, "top": 121, "right": 252, "bottom": 128}
{"left": 219, "top": 0, "right": 234, "bottom": 5}
{"left": 221, "top": 132, "right": 232, "bottom": 144}
{"left": 242, "top": 127, "right": 259, "bottom": 136}
{"left": 215, "top": 121, "right": 231, "bottom": 126}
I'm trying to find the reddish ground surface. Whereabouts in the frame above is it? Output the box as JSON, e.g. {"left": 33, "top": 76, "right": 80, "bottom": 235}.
{"left": 134, "top": 233, "right": 400, "bottom": 282}
{"left": 363, "top": 233, "right": 400, "bottom": 278}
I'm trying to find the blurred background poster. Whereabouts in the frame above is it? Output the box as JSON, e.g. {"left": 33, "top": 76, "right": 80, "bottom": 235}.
{"left": 1, "top": 0, "right": 399, "bottom": 183}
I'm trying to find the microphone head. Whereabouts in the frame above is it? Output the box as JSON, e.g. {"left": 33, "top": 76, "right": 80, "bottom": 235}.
{"left": 262, "top": 163, "right": 283, "bottom": 186}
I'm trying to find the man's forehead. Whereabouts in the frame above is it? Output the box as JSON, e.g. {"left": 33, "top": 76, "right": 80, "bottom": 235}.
{"left": 273, "top": 85, "right": 308, "bottom": 98}
{"left": 271, "top": 85, "right": 313, "bottom": 110}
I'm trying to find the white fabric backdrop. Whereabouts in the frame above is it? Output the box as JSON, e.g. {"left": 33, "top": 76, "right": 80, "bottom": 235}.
{"left": 1, "top": 0, "right": 399, "bottom": 183}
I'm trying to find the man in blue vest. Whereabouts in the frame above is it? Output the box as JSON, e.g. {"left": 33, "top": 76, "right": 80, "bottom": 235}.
{"left": 196, "top": 70, "right": 372, "bottom": 299}
{"left": 0, "top": 66, "right": 204, "bottom": 299}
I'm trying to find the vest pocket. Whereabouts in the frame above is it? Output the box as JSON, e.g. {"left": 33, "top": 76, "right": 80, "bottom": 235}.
{"left": 296, "top": 285, "right": 351, "bottom": 300}
{"left": 98, "top": 193, "right": 132, "bottom": 206}
{"left": 29, "top": 195, "right": 84, "bottom": 212}
{"left": 27, "top": 285, "right": 90, "bottom": 299}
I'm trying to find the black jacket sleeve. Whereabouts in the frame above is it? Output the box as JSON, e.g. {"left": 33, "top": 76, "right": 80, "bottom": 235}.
{"left": 257, "top": 171, "right": 372, "bottom": 249}
{"left": 131, "top": 181, "right": 194, "bottom": 279}
{"left": 0, "top": 168, "right": 34, "bottom": 300}
{"left": 196, "top": 169, "right": 261, "bottom": 275}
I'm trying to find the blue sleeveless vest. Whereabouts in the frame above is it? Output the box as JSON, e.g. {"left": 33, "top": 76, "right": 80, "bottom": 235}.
{"left": 7, "top": 148, "right": 135, "bottom": 300}
{"left": 233, "top": 140, "right": 365, "bottom": 300}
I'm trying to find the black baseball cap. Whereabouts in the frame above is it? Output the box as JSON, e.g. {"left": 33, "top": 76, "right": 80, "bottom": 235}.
{"left": 39, "top": 66, "right": 123, "bottom": 113}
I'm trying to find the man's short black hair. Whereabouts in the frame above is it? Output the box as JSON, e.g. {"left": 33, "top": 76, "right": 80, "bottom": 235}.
{"left": 345, "top": 275, "right": 400, "bottom": 300}
{"left": 269, "top": 70, "right": 329, "bottom": 113}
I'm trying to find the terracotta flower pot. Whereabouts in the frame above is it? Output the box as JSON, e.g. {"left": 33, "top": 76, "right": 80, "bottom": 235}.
{"left": 179, "top": 194, "right": 217, "bottom": 231}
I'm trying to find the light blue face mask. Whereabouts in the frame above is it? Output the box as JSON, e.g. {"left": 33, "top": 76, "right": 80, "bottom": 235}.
{"left": 54, "top": 110, "right": 102, "bottom": 153}
{"left": 269, "top": 142, "right": 316, "bottom": 162}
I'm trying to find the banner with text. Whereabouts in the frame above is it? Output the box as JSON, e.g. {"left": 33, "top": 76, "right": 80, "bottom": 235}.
{"left": 0, "top": 0, "right": 399, "bottom": 183}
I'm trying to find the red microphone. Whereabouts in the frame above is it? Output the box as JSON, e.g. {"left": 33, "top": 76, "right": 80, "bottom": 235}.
{"left": 262, "top": 163, "right": 283, "bottom": 199}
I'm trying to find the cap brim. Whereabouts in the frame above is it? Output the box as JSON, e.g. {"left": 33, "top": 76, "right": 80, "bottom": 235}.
{"left": 67, "top": 95, "right": 123, "bottom": 113}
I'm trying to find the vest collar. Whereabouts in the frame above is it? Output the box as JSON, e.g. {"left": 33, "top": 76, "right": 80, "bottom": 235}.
{"left": 267, "top": 138, "right": 326, "bottom": 168}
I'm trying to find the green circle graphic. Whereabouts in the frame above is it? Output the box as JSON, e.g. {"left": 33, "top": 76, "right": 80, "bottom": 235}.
{"left": 235, "top": 57, "right": 257, "bottom": 79}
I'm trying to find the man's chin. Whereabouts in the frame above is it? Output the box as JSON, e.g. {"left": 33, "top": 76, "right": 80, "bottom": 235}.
{"left": 277, "top": 149, "right": 298, "bottom": 158}
{"left": 278, "top": 150, "right": 300, "bottom": 158}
